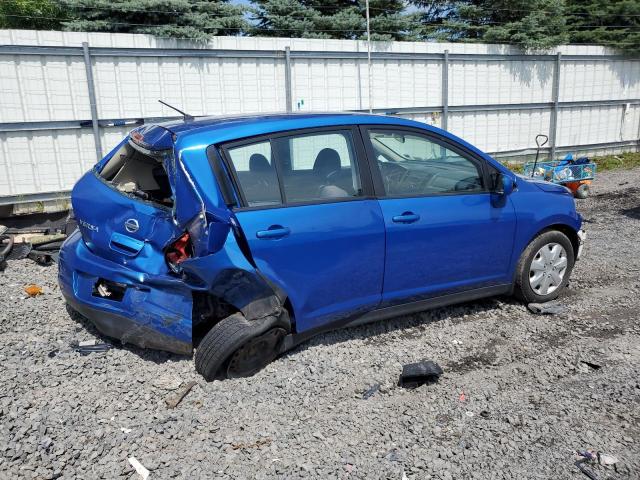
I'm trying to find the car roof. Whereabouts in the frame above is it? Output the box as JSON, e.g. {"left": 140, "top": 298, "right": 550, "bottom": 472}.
{"left": 131, "top": 112, "right": 434, "bottom": 151}
{"left": 161, "top": 112, "right": 406, "bottom": 135}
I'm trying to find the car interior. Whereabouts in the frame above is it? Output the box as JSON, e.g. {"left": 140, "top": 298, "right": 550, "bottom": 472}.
{"left": 98, "top": 141, "right": 174, "bottom": 207}
{"left": 234, "top": 143, "right": 361, "bottom": 206}
{"left": 231, "top": 130, "right": 485, "bottom": 207}
{"left": 370, "top": 133, "right": 484, "bottom": 195}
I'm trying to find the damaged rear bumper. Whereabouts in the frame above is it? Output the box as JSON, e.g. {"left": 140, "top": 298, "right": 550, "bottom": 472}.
{"left": 58, "top": 230, "right": 192, "bottom": 355}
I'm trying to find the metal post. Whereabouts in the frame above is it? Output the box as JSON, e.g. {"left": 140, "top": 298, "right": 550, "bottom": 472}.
{"left": 549, "top": 52, "right": 562, "bottom": 160}
{"left": 365, "top": 0, "right": 372, "bottom": 113}
{"left": 284, "top": 46, "right": 292, "bottom": 113}
{"left": 442, "top": 50, "right": 449, "bottom": 131}
{"left": 82, "top": 41, "right": 102, "bottom": 160}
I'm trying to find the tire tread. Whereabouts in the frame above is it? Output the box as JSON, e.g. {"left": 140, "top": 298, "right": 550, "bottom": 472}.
{"left": 195, "top": 313, "right": 252, "bottom": 381}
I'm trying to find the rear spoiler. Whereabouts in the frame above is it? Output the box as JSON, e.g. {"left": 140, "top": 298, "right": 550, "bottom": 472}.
{"left": 129, "top": 125, "right": 177, "bottom": 153}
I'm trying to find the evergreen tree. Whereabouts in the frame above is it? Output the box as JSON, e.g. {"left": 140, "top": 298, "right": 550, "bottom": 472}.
{"left": 566, "top": 0, "right": 640, "bottom": 54}
{"left": 250, "top": 0, "right": 415, "bottom": 41}
{"left": 60, "top": 0, "right": 248, "bottom": 40}
{"left": 435, "top": 0, "right": 568, "bottom": 50}
{"left": 409, "top": 0, "right": 454, "bottom": 40}
{"left": 0, "top": 0, "right": 66, "bottom": 29}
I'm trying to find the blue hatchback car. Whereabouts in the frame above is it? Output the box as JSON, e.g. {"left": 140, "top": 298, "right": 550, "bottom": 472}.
{"left": 59, "top": 113, "right": 585, "bottom": 379}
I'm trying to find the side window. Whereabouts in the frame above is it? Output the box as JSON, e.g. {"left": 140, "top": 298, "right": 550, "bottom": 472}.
{"left": 368, "top": 130, "right": 484, "bottom": 196}
{"left": 271, "top": 131, "right": 363, "bottom": 203}
{"left": 227, "top": 141, "right": 281, "bottom": 207}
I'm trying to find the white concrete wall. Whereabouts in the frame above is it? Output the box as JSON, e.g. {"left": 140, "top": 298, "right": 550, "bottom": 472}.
{"left": 0, "top": 29, "right": 638, "bottom": 199}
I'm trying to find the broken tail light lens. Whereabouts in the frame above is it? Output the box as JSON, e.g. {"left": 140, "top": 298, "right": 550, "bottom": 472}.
{"left": 165, "top": 232, "right": 193, "bottom": 273}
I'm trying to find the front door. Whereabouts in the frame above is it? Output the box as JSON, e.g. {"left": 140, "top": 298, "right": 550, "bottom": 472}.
{"left": 221, "top": 127, "right": 385, "bottom": 332}
{"left": 362, "top": 127, "right": 517, "bottom": 305}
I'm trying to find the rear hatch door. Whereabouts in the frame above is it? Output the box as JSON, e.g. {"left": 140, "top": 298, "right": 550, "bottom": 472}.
{"left": 72, "top": 134, "right": 180, "bottom": 274}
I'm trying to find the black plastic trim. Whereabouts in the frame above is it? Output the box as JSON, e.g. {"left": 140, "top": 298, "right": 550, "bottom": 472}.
{"left": 205, "top": 145, "right": 237, "bottom": 207}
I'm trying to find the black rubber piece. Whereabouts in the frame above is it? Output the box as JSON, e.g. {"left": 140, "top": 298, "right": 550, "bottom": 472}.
{"left": 6, "top": 242, "right": 32, "bottom": 260}
{"left": 0, "top": 234, "right": 13, "bottom": 261}
{"left": 514, "top": 230, "right": 575, "bottom": 304}
{"left": 398, "top": 360, "right": 443, "bottom": 388}
{"left": 195, "top": 312, "right": 288, "bottom": 381}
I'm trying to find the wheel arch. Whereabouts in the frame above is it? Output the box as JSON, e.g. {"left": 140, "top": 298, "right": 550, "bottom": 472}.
{"left": 191, "top": 267, "right": 294, "bottom": 345}
{"left": 527, "top": 223, "right": 580, "bottom": 259}
{"left": 512, "top": 221, "right": 580, "bottom": 285}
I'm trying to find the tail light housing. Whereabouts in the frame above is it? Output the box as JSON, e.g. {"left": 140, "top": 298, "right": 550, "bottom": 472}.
{"left": 165, "top": 232, "right": 193, "bottom": 273}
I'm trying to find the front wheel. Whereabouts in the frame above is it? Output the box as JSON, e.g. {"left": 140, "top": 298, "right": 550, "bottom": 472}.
{"left": 514, "top": 230, "right": 575, "bottom": 304}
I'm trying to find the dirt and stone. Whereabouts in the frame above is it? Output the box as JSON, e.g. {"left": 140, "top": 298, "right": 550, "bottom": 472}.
{"left": 1, "top": 167, "right": 639, "bottom": 479}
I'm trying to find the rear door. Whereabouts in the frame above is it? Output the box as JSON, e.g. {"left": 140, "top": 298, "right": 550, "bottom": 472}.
{"left": 361, "top": 126, "right": 517, "bottom": 305}
{"left": 219, "top": 127, "right": 385, "bottom": 332}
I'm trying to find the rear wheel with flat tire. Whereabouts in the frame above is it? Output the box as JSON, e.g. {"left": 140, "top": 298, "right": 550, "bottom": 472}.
{"left": 195, "top": 312, "right": 288, "bottom": 381}
{"left": 514, "top": 230, "right": 575, "bottom": 304}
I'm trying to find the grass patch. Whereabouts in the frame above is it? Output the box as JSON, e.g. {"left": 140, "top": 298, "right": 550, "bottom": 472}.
{"left": 501, "top": 151, "right": 640, "bottom": 174}
{"left": 503, "top": 162, "right": 524, "bottom": 174}
{"left": 592, "top": 151, "right": 640, "bottom": 171}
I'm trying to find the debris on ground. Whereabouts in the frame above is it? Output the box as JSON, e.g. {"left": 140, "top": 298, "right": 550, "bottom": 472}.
{"left": 575, "top": 460, "right": 600, "bottom": 480}
{"left": 152, "top": 376, "right": 184, "bottom": 391}
{"left": 165, "top": 381, "right": 197, "bottom": 409}
{"left": 72, "top": 340, "right": 113, "bottom": 356}
{"left": 362, "top": 383, "right": 380, "bottom": 399}
{"left": 580, "top": 359, "right": 603, "bottom": 370}
{"left": 0, "top": 230, "right": 13, "bottom": 270}
{"left": 598, "top": 453, "right": 618, "bottom": 466}
{"left": 24, "top": 284, "right": 43, "bottom": 297}
{"left": 128, "top": 456, "right": 150, "bottom": 480}
{"left": 7, "top": 241, "right": 32, "bottom": 260}
{"left": 398, "top": 360, "right": 443, "bottom": 388}
{"left": 577, "top": 449, "right": 597, "bottom": 461}
{"left": 527, "top": 302, "right": 566, "bottom": 315}
{"left": 1, "top": 227, "right": 67, "bottom": 268}
{"left": 575, "top": 449, "right": 620, "bottom": 480}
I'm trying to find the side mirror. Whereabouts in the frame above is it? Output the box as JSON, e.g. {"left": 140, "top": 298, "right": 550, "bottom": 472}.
{"left": 495, "top": 173, "right": 515, "bottom": 195}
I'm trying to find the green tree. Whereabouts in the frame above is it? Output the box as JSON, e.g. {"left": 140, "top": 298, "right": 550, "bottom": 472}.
{"left": 251, "top": 0, "right": 415, "bottom": 41}
{"left": 0, "top": 0, "right": 66, "bottom": 29}
{"left": 60, "top": 0, "right": 247, "bottom": 40}
{"left": 566, "top": 0, "right": 640, "bottom": 54}
{"left": 408, "top": 0, "right": 455, "bottom": 40}
{"left": 435, "top": 0, "right": 568, "bottom": 50}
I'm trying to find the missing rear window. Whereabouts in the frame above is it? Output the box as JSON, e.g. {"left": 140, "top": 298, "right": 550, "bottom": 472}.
{"left": 98, "top": 141, "right": 173, "bottom": 207}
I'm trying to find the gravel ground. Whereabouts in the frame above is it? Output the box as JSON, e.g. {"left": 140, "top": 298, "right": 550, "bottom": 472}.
{"left": 1, "top": 168, "right": 639, "bottom": 480}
